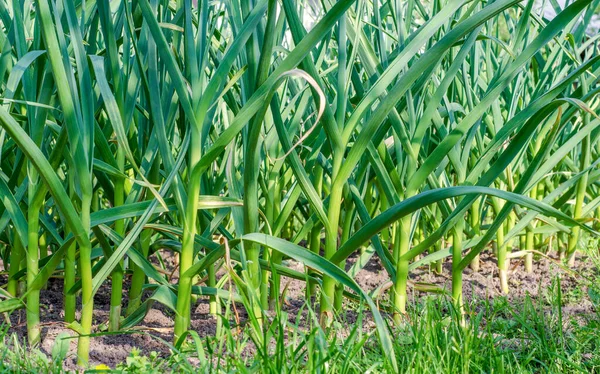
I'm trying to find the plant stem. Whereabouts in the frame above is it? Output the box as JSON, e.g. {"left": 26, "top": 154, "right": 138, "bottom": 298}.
{"left": 109, "top": 147, "right": 125, "bottom": 332}
{"left": 26, "top": 193, "right": 42, "bottom": 346}
{"left": 393, "top": 216, "right": 410, "bottom": 324}
{"left": 174, "top": 128, "right": 202, "bottom": 343}
{"left": 524, "top": 183, "right": 538, "bottom": 273}
{"left": 567, "top": 132, "right": 590, "bottom": 266}
{"left": 335, "top": 201, "right": 354, "bottom": 311}
{"left": 77, "top": 193, "right": 93, "bottom": 366}
{"left": 470, "top": 197, "right": 481, "bottom": 272}
{"left": 452, "top": 218, "right": 465, "bottom": 321}
{"left": 8, "top": 234, "right": 23, "bottom": 297}
{"left": 320, "top": 175, "right": 343, "bottom": 327}
{"left": 491, "top": 195, "right": 509, "bottom": 293}
{"left": 64, "top": 173, "right": 76, "bottom": 323}
{"left": 307, "top": 166, "right": 323, "bottom": 299}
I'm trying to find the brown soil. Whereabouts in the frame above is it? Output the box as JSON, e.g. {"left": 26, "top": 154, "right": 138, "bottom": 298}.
{"left": 3, "top": 249, "right": 599, "bottom": 371}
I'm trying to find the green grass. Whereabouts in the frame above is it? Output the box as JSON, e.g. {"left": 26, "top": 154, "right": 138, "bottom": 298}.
{"left": 2, "top": 274, "right": 600, "bottom": 373}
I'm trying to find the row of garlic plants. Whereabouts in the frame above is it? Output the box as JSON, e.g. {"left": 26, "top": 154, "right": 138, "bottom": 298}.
{"left": 0, "top": 0, "right": 598, "bottom": 369}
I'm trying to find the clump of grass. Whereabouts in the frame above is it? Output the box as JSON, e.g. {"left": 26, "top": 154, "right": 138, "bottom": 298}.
{"left": 3, "top": 279, "right": 600, "bottom": 373}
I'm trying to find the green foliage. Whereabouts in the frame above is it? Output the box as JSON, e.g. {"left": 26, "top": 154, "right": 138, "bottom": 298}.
{"left": 0, "top": 0, "right": 598, "bottom": 370}
{"left": 115, "top": 349, "right": 162, "bottom": 374}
